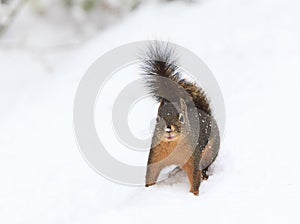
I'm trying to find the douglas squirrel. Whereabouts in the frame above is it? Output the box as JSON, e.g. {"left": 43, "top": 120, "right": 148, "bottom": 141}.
{"left": 141, "top": 42, "right": 220, "bottom": 196}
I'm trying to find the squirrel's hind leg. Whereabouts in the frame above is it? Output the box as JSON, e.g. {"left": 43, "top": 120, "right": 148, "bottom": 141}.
{"left": 168, "top": 166, "right": 182, "bottom": 178}
{"left": 201, "top": 168, "right": 209, "bottom": 180}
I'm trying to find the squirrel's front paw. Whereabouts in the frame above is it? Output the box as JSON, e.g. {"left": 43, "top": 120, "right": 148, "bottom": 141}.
{"left": 145, "top": 182, "right": 156, "bottom": 187}
{"left": 190, "top": 189, "right": 199, "bottom": 196}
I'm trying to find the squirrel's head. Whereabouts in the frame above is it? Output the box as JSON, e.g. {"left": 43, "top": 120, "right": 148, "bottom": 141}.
{"left": 155, "top": 98, "right": 190, "bottom": 142}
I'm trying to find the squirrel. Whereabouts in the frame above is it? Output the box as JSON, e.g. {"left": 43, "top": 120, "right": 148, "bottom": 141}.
{"left": 141, "top": 42, "right": 220, "bottom": 196}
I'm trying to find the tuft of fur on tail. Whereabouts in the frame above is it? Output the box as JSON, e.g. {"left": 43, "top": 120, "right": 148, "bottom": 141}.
{"left": 140, "top": 42, "right": 212, "bottom": 116}
{"left": 140, "top": 42, "right": 180, "bottom": 102}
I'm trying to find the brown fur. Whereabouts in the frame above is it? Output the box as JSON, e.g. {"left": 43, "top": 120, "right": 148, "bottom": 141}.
{"left": 145, "top": 136, "right": 192, "bottom": 186}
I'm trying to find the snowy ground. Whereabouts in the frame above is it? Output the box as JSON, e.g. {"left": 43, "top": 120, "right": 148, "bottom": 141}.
{"left": 1, "top": 0, "right": 300, "bottom": 223}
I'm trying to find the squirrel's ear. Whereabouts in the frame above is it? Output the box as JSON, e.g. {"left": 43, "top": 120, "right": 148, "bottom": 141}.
{"left": 180, "top": 98, "right": 188, "bottom": 113}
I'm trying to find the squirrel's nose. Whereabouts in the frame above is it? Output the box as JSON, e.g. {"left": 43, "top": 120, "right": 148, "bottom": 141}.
{"left": 165, "top": 125, "right": 172, "bottom": 133}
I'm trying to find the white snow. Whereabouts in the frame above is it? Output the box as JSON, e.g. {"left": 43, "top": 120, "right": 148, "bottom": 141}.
{"left": 1, "top": 0, "right": 300, "bottom": 223}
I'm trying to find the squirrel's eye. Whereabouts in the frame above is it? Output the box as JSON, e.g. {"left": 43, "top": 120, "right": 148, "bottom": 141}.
{"left": 179, "top": 113, "right": 185, "bottom": 123}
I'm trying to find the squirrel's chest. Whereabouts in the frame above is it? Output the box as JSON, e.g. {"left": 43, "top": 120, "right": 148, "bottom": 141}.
{"left": 156, "top": 141, "right": 179, "bottom": 155}
{"left": 153, "top": 140, "right": 193, "bottom": 166}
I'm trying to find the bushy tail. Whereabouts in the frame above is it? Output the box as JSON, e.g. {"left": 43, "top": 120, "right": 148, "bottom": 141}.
{"left": 140, "top": 42, "right": 180, "bottom": 102}
{"left": 140, "top": 42, "right": 211, "bottom": 116}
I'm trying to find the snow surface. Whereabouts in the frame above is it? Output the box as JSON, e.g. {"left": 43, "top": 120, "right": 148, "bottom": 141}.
{"left": 1, "top": 0, "right": 300, "bottom": 223}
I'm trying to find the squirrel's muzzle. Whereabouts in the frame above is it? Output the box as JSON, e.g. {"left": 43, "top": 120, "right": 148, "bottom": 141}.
{"left": 165, "top": 125, "right": 172, "bottom": 133}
